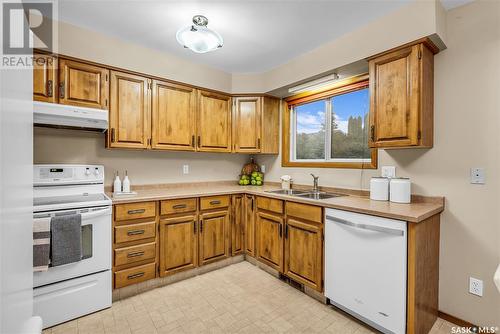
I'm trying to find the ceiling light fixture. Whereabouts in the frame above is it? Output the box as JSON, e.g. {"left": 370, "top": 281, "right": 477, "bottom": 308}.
{"left": 176, "top": 15, "right": 223, "bottom": 54}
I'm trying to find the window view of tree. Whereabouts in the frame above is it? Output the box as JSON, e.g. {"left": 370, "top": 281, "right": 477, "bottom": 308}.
{"left": 292, "top": 87, "right": 370, "bottom": 161}
{"left": 331, "top": 88, "right": 370, "bottom": 159}
{"left": 295, "top": 100, "right": 325, "bottom": 159}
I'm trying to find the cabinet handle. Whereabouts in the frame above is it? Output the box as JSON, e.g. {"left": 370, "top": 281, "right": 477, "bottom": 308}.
{"left": 370, "top": 125, "right": 375, "bottom": 142}
{"left": 110, "top": 128, "right": 116, "bottom": 143}
{"left": 59, "top": 82, "right": 65, "bottom": 99}
{"left": 210, "top": 200, "right": 221, "bottom": 205}
{"left": 257, "top": 138, "right": 261, "bottom": 149}
{"left": 173, "top": 204, "right": 187, "bottom": 209}
{"left": 127, "top": 209, "right": 145, "bottom": 215}
{"left": 193, "top": 221, "right": 197, "bottom": 234}
{"left": 197, "top": 136, "right": 201, "bottom": 147}
{"left": 200, "top": 221, "right": 203, "bottom": 233}
{"left": 192, "top": 135, "right": 195, "bottom": 147}
{"left": 285, "top": 224, "right": 288, "bottom": 239}
{"left": 127, "top": 251, "right": 145, "bottom": 258}
{"left": 279, "top": 224, "right": 282, "bottom": 238}
{"left": 127, "top": 272, "right": 145, "bottom": 280}
{"left": 47, "top": 80, "right": 53, "bottom": 97}
{"left": 127, "top": 229, "right": 145, "bottom": 236}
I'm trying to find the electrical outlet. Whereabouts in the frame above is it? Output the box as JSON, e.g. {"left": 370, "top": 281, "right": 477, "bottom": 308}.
{"left": 381, "top": 166, "right": 396, "bottom": 178}
{"left": 470, "top": 168, "right": 485, "bottom": 184}
{"left": 469, "top": 277, "right": 483, "bottom": 296}
{"left": 261, "top": 165, "right": 266, "bottom": 173}
{"left": 182, "top": 165, "right": 189, "bottom": 175}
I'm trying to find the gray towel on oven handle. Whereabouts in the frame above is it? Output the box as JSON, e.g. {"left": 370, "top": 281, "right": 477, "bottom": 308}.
{"left": 33, "top": 217, "right": 51, "bottom": 272}
{"left": 50, "top": 214, "right": 82, "bottom": 266}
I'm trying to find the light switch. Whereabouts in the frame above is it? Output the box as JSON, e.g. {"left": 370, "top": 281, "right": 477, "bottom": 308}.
{"left": 183, "top": 165, "right": 189, "bottom": 175}
{"left": 261, "top": 165, "right": 266, "bottom": 173}
{"left": 470, "top": 168, "right": 485, "bottom": 184}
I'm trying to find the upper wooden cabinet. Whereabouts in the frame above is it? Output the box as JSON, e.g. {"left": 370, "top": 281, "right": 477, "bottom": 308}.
{"left": 368, "top": 41, "right": 436, "bottom": 148}
{"left": 58, "top": 59, "right": 109, "bottom": 110}
{"left": 151, "top": 80, "right": 197, "bottom": 151}
{"left": 33, "top": 54, "right": 57, "bottom": 103}
{"left": 108, "top": 71, "right": 151, "bottom": 149}
{"left": 197, "top": 90, "right": 232, "bottom": 152}
{"left": 232, "top": 96, "right": 280, "bottom": 154}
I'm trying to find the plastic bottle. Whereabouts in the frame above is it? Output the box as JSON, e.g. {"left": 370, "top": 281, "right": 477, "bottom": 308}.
{"left": 113, "top": 171, "right": 122, "bottom": 193}
{"left": 122, "top": 170, "right": 130, "bottom": 193}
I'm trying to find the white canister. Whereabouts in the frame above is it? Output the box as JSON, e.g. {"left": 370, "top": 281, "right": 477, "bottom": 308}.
{"left": 370, "top": 177, "right": 389, "bottom": 201}
{"left": 280, "top": 175, "right": 292, "bottom": 190}
{"left": 390, "top": 178, "right": 411, "bottom": 203}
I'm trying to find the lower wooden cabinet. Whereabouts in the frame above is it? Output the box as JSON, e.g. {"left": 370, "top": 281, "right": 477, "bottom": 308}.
{"left": 159, "top": 214, "right": 198, "bottom": 277}
{"left": 231, "top": 195, "right": 244, "bottom": 256}
{"left": 199, "top": 210, "right": 230, "bottom": 265}
{"left": 256, "top": 211, "right": 284, "bottom": 272}
{"left": 114, "top": 262, "right": 156, "bottom": 289}
{"left": 284, "top": 218, "right": 323, "bottom": 291}
{"left": 244, "top": 195, "right": 256, "bottom": 256}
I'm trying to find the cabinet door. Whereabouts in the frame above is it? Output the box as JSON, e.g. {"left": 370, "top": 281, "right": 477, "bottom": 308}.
{"left": 256, "top": 211, "right": 283, "bottom": 272}
{"left": 199, "top": 210, "right": 230, "bottom": 265}
{"left": 109, "top": 71, "right": 151, "bottom": 149}
{"left": 233, "top": 97, "right": 261, "bottom": 153}
{"left": 231, "top": 195, "right": 244, "bottom": 256}
{"left": 159, "top": 215, "right": 198, "bottom": 277}
{"left": 284, "top": 218, "right": 322, "bottom": 291}
{"left": 244, "top": 195, "right": 255, "bottom": 256}
{"left": 152, "top": 80, "right": 196, "bottom": 151}
{"left": 260, "top": 97, "right": 280, "bottom": 154}
{"left": 197, "top": 91, "right": 231, "bottom": 152}
{"left": 33, "top": 54, "right": 57, "bottom": 103}
{"left": 58, "top": 59, "right": 109, "bottom": 109}
{"left": 369, "top": 45, "right": 420, "bottom": 147}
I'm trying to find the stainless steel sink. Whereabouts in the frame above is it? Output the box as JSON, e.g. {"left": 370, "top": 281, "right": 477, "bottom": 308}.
{"left": 265, "top": 189, "right": 308, "bottom": 196}
{"left": 295, "top": 192, "right": 347, "bottom": 200}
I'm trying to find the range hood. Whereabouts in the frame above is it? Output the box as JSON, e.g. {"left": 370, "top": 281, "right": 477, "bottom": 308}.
{"left": 33, "top": 101, "right": 108, "bottom": 132}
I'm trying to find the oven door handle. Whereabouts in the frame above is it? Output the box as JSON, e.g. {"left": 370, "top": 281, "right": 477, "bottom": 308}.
{"left": 80, "top": 207, "right": 112, "bottom": 220}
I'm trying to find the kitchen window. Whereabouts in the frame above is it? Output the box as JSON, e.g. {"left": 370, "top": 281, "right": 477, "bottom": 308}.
{"left": 283, "top": 74, "right": 377, "bottom": 168}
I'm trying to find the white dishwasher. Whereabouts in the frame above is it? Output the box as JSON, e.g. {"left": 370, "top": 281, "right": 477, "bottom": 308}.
{"left": 324, "top": 209, "right": 407, "bottom": 334}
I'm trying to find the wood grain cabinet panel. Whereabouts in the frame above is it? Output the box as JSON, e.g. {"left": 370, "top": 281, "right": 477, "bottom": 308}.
{"left": 256, "top": 196, "right": 283, "bottom": 214}
{"left": 114, "top": 242, "right": 156, "bottom": 267}
{"left": 33, "top": 53, "right": 57, "bottom": 103}
{"left": 109, "top": 71, "right": 151, "bottom": 149}
{"left": 197, "top": 90, "right": 232, "bottom": 152}
{"left": 369, "top": 41, "right": 435, "bottom": 148}
{"left": 199, "top": 210, "right": 230, "bottom": 265}
{"left": 160, "top": 198, "right": 197, "bottom": 215}
{"left": 114, "top": 262, "right": 156, "bottom": 289}
{"left": 58, "top": 59, "right": 109, "bottom": 109}
{"left": 159, "top": 214, "right": 198, "bottom": 276}
{"left": 233, "top": 97, "right": 261, "bottom": 153}
{"left": 260, "top": 97, "right": 280, "bottom": 154}
{"left": 231, "top": 195, "right": 244, "bottom": 256}
{"left": 115, "top": 201, "right": 156, "bottom": 221}
{"left": 200, "top": 195, "right": 230, "bottom": 211}
{"left": 284, "top": 218, "right": 323, "bottom": 291}
{"left": 114, "top": 221, "right": 156, "bottom": 244}
{"left": 152, "top": 80, "right": 197, "bottom": 151}
{"left": 244, "top": 195, "right": 256, "bottom": 257}
{"left": 256, "top": 211, "right": 283, "bottom": 272}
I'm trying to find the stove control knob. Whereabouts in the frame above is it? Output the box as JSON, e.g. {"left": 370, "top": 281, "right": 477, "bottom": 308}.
{"left": 85, "top": 168, "right": 91, "bottom": 176}
{"left": 94, "top": 168, "right": 100, "bottom": 176}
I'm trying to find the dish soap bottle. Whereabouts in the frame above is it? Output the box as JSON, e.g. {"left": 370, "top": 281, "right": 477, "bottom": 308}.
{"left": 122, "top": 170, "right": 131, "bottom": 193}
{"left": 113, "top": 171, "right": 122, "bottom": 194}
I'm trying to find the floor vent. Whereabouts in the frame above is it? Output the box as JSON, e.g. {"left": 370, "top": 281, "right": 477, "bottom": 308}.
{"left": 279, "top": 274, "right": 304, "bottom": 292}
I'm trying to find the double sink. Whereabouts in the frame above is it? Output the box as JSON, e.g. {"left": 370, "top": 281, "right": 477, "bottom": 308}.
{"left": 265, "top": 189, "right": 347, "bottom": 200}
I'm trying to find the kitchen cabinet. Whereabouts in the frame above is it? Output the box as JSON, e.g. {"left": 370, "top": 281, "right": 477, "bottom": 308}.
{"left": 159, "top": 214, "right": 198, "bottom": 276}
{"left": 256, "top": 211, "right": 284, "bottom": 272}
{"left": 199, "top": 210, "right": 230, "bottom": 265}
{"left": 197, "top": 90, "right": 232, "bottom": 152}
{"left": 151, "top": 80, "right": 197, "bottom": 151}
{"left": 33, "top": 53, "right": 57, "bottom": 103}
{"left": 244, "top": 195, "right": 256, "bottom": 257}
{"left": 368, "top": 40, "right": 436, "bottom": 148}
{"left": 58, "top": 58, "right": 109, "bottom": 109}
{"left": 231, "top": 195, "right": 244, "bottom": 256}
{"left": 108, "top": 70, "right": 151, "bottom": 149}
{"left": 232, "top": 96, "right": 280, "bottom": 154}
{"left": 284, "top": 202, "right": 323, "bottom": 292}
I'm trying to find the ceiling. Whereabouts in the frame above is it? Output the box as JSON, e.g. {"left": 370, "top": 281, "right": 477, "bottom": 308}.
{"left": 58, "top": 0, "right": 473, "bottom": 74}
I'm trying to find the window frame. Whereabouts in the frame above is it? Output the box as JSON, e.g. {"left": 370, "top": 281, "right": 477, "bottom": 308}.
{"left": 282, "top": 74, "right": 377, "bottom": 169}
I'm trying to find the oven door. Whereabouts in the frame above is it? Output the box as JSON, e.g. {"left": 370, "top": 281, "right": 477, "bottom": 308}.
{"left": 33, "top": 206, "right": 111, "bottom": 288}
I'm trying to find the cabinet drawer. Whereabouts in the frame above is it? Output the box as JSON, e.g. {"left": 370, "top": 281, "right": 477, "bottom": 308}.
{"left": 200, "top": 195, "right": 229, "bottom": 211}
{"left": 114, "top": 242, "right": 156, "bottom": 267}
{"left": 115, "top": 202, "right": 156, "bottom": 221}
{"left": 114, "top": 263, "right": 156, "bottom": 289}
{"left": 115, "top": 221, "right": 156, "bottom": 244}
{"left": 256, "top": 196, "right": 283, "bottom": 214}
{"left": 161, "top": 198, "right": 197, "bottom": 215}
{"left": 286, "top": 202, "right": 322, "bottom": 223}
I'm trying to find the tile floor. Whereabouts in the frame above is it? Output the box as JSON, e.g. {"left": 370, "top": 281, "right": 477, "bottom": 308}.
{"left": 43, "top": 261, "right": 455, "bottom": 334}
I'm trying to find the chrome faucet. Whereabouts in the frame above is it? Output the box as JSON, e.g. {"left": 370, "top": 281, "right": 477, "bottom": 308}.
{"left": 311, "top": 173, "right": 319, "bottom": 193}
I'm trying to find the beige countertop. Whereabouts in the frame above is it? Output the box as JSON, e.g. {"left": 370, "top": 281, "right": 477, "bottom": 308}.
{"left": 107, "top": 182, "right": 444, "bottom": 223}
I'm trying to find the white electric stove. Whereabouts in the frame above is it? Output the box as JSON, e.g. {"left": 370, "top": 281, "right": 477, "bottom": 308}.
{"left": 33, "top": 165, "right": 112, "bottom": 329}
